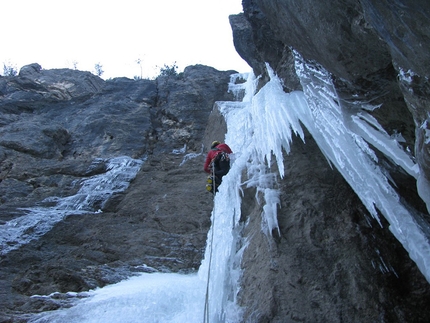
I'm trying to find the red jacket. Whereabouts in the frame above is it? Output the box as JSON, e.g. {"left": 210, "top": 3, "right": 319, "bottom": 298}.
{"left": 204, "top": 143, "right": 233, "bottom": 173}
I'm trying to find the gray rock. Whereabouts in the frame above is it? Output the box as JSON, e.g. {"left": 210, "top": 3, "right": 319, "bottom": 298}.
{"left": 236, "top": 0, "right": 430, "bottom": 193}
{"left": 0, "top": 64, "right": 234, "bottom": 318}
{"left": 238, "top": 130, "right": 430, "bottom": 322}
{"left": 231, "top": 0, "right": 430, "bottom": 321}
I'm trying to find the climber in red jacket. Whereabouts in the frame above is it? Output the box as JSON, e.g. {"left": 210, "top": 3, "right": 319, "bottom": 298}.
{"left": 204, "top": 141, "right": 233, "bottom": 193}
{"left": 204, "top": 141, "right": 233, "bottom": 174}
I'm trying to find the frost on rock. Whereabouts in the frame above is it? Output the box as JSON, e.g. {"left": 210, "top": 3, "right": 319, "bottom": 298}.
{"left": 0, "top": 156, "right": 144, "bottom": 255}
{"left": 422, "top": 118, "right": 430, "bottom": 145}
{"left": 172, "top": 144, "right": 186, "bottom": 155}
{"left": 177, "top": 144, "right": 204, "bottom": 167}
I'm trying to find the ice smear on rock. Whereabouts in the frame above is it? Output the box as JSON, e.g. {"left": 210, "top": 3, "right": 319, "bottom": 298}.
{"left": 0, "top": 156, "right": 144, "bottom": 255}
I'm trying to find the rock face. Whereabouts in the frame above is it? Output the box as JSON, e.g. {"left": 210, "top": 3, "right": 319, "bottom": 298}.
{"left": 234, "top": 0, "right": 430, "bottom": 207}
{"left": 239, "top": 131, "right": 430, "bottom": 322}
{"left": 230, "top": 1, "right": 430, "bottom": 322}
{"left": 2, "top": 2, "right": 430, "bottom": 321}
{"left": 0, "top": 64, "right": 236, "bottom": 320}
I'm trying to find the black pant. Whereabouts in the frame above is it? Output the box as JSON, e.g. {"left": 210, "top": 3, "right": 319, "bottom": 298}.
{"left": 214, "top": 159, "right": 230, "bottom": 183}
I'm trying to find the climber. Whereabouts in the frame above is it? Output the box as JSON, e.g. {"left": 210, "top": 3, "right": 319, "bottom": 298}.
{"left": 204, "top": 141, "right": 233, "bottom": 193}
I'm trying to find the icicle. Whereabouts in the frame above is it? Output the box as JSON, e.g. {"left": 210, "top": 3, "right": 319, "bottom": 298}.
{"left": 293, "top": 51, "right": 430, "bottom": 283}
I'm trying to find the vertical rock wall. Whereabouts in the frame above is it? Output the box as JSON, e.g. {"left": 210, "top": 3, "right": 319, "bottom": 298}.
{"left": 0, "top": 64, "right": 236, "bottom": 320}
{"left": 238, "top": 131, "right": 430, "bottom": 322}
{"left": 230, "top": 1, "right": 430, "bottom": 321}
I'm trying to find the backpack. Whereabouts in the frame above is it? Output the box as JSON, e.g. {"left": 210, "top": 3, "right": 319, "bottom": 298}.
{"left": 214, "top": 150, "right": 230, "bottom": 163}
{"left": 212, "top": 150, "right": 230, "bottom": 173}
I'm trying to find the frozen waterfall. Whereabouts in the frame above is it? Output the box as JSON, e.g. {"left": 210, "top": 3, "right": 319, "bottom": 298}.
{"left": 0, "top": 156, "right": 144, "bottom": 255}
{"left": 29, "top": 56, "right": 430, "bottom": 322}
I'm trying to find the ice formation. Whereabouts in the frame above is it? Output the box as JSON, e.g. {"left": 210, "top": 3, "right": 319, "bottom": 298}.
{"left": 293, "top": 53, "right": 430, "bottom": 283}
{"left": 28, "top": 56, "right": 430, "bottom": 322}
{"left": 0, "top": 156, "right": 144, "bottom": 255}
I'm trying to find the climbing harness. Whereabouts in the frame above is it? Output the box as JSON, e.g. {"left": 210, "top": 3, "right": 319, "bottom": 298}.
{"left": 206, "top": 175, "right": 214, "bottom": 193}
{"left": 203, "top": 165, "right": 217, "bottom": 323}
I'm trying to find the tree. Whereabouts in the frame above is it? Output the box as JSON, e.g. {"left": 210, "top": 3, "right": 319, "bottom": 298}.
{"left": 158, "top": 62, "right": 178, "bottom": 77}
{"left": 94, "top": 62, "right": 104, "bottom": 77}
{"left": 136, "top": 58, "right": 143, "bottom": 79}
{"left": 3, "top": 62, "right": 18, "bottom": 76}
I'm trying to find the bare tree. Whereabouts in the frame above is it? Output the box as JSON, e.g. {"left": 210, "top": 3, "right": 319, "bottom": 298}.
{"left": 94, "top": 62, "right": 104, "bottom": 77}
{"left": 136, "top": 58, "right": 143, "bottom": 79}
{"left": 3, "top": 62, "right": 18, "bottom": 76}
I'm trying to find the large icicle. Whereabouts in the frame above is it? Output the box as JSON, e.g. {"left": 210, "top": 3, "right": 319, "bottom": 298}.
{"left": 293, "top": 53, "right": 430, "bottom": 283}
{"left": 222, "top": 57, "right": 430, "bottom": 284}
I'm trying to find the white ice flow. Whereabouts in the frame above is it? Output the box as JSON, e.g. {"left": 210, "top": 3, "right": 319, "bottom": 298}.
{"left": 292, "top": 52, "right": 430, "bottom": 283}
{"left": 30, "top": 56, "right": 430, "bottom": 322}
{"left": 0, "top": 156, "right": 144, "bottom": 255}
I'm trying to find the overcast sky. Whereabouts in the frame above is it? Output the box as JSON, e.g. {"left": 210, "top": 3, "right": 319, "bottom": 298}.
{"left": 1, "top": 0, "right": 250, "bottom": 79}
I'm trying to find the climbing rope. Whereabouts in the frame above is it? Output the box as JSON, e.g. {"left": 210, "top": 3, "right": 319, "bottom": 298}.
{"left": 203, "top": 165, "right": 217, "bottom": 323}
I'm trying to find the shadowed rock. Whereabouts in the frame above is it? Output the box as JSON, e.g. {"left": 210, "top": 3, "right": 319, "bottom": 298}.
{"left": 0, "top": 64, "right": 236, "bottom": 320}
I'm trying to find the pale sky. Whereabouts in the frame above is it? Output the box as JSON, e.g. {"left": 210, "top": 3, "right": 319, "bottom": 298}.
{"left": 1, "top": 0, "right": 250, "bottom": 79}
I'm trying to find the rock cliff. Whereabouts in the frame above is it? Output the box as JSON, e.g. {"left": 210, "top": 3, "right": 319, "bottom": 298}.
{"left": 0, "top": 64, "right": 236, "bottom": 321}
{"left": 1, "top": 1, "right": 430, "bottom": 322}
{"left": 229, "top": 1, "right": 430, "bottom": 322}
